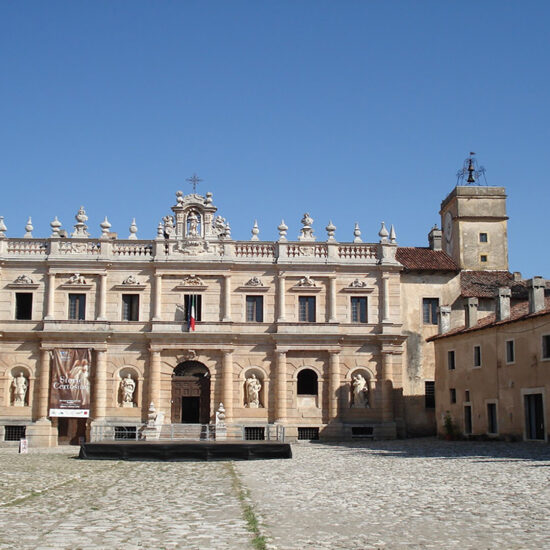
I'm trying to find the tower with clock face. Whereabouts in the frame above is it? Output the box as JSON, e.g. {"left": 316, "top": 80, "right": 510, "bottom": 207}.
{"left": 440, "top": 186, "right": 509, "bottom": 271}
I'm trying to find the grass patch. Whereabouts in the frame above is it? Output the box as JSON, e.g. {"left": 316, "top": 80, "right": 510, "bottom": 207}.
{"left": 227, "top": 462, "right": 268, "bottom": 550}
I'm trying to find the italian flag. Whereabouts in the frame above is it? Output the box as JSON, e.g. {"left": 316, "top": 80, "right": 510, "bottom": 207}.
{"left": 189, "top": 295, "right": 196, "bottom": 331}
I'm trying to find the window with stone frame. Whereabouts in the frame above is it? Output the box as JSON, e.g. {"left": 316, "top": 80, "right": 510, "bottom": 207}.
{"left": 183, "top": 294, "right": 202, "bottom": 322}
{"left": 15, "top": 293, "right": 32, "bottom": 320}
{"left": 122, "top": 294, "right": 139, "bottom": 321}
{"left": 68, "top": 293, "right": 86, "bottom": 320}
{"left": 298, "top": 296, "right": 316, "bottom": 322}
{"left": 246, "top": 295, "right": 264, "bottom": 322}
{"left": 351, "top": 296, "right": 368, "bottom": 323}
{"left": 422, "top": 298, "right": 439, "bottom": 325}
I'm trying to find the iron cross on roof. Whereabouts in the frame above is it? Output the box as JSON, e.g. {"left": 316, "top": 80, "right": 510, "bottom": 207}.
{"left": 186, "top": 173, "right": 203, "bottom": 193}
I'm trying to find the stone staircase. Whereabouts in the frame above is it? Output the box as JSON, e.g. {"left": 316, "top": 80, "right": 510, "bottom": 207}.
{"left": 157, "top": 423, "right": 214, "bottom": 441}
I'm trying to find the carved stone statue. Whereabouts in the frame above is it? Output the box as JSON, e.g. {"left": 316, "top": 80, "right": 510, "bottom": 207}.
{"left": 12, "top": 373, "right": 28, "bottom": 407}
{"left": 187, "top": 211, "right": 200, "bottom": 237}
{"left": 245, "top": 374, "right": 262, "bottom": 408}
{"left": 68, "top": 273, "right": 86, "bottom": 285}
{"left": 352, "top": 374, "right": 369, "bottom": 408}
{"left": 120, "top": 374, "right": 136, "bottom": 407}
{"left": 245, "top": 276, "right": 263, "bottom": 287}
{"left": 122, "top": 274, "right": 139, "bottom": 285}
{"left": 215, "top": 402, "right": 226, "bottom": 426}
{"left": 13, "top": 274, "right": 34, "bottom": 285}
{"left": 297, "top": 275, "right": 317, "bottom": 287}
{"left": 163, "top": 215, "right": 174, "bottom": 238}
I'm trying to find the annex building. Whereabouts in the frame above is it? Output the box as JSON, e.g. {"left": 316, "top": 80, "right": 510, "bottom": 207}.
{"left": 0, "top": 163, "right": 521, "bottom": 446}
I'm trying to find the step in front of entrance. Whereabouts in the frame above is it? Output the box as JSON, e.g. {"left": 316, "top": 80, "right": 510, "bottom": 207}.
{"left": 158, "top": 424, "right": 213, "bottom": 441}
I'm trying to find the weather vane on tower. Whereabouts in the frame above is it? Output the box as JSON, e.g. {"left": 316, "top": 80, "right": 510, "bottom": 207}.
{"left": 186, "top": 173, "right": 203, "bottom": 193}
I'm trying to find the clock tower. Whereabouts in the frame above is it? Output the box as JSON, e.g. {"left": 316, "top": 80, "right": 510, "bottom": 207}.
{"left": 440, "top": 184, "right": 509, "bottom": 271}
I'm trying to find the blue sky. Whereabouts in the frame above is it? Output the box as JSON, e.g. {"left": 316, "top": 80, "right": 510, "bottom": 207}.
{"left": 1, "top": 1, "right": 549, "bottom": 277}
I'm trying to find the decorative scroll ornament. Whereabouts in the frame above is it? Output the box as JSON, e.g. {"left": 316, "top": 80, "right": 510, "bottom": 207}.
{"left": 122, "top": 275, "right": 140, "bottom": 285}
{"left": 349, "top": 278, "right": 368, "bottom": 288}
{"left": 297, "top": 275, "right": 317, "bottom": 287}
{"left": 68, "top": 273, "right": 87, "bottom": 285}
{"left": 181, "top": 274, "right": 204, "bottom": 286}
{"left": 245, "top": 276, "right": 264, "bottom": 287}
{"left": 13, "top": 274, "right": 34, "bottom": 285}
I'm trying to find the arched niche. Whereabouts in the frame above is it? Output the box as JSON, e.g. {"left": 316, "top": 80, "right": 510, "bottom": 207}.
{"left": 242, "top": 367, "right": 266, "bottom": 408}
{"left": 297, "top": 367, "right": 319, "bottom": 409}
{"left": 171, "top": 361, "right": 210, "bottom": 424}
{"left": 115, "top": 367, "right": 140, "bottom": 408}
{"left": 349, "top": 368, "right": 373, "bottom": 409}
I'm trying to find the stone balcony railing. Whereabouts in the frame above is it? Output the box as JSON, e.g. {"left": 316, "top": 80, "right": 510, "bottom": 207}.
{"left": 0, "top": 237, "right": 397, "bottom": 265}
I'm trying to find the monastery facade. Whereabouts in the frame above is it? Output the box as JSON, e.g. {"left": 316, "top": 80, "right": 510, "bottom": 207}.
{"left": 0, "top": 170, "right": 514, "bottom": 446}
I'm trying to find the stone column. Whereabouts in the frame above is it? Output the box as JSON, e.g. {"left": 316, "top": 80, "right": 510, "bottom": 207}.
{"left": 222, "top": 275, "right": 232, "bottom": 322}
{"left": 37, "top": 349, "right": 51, "bottom": 419}
{"left": 97, "top": 273, "right": 107, "bottom": 321}
{"left": 328, "top": 276, "right": 337, "bottom": 323}
{"left": 149, "top": 348, "right": 161, "bottom": 407}
{"left": 381, "top": 274, "right": 390, "bottom": 323}
{"left": 277, "top": 273, "right": 286, "bottom": 322}
{"left": 222, "top": 350, "right": 233, "bottom": 422}
{"left": 275, "top": 350, "right": 287, "bottom": 422}
{"left": 152, "top": 273, "right": 162, "bottom": 321}
{"left": 380, "top": 350, "right": 393, "bottom": 422}
{"left": 44, "top": 273, "right": 56, "bottom": 320}
{"left": 94, "top": 349, "right": 107, "bottom": 420}
{"left": 328, "top": 351, "right": 340, "bottom": 419}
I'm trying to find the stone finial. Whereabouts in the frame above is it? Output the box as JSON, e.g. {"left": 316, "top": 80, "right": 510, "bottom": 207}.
{"left": 24, "top": 217, "right": 33, "bottom": 238}
{"left": 72, "top": 206, "right": 90, "bottom": 238}
{"left": 100, "top": 217, "right": 111, "bottom": 239}
{"left": 251, "top": 220, "right": 260, "bottom": 241}
{"left": 298, "top": 212, "right": 316, "bottom": 242}
{"left": 278, "top": 220, "right": 288, "bottom": 242}
{"left": 205, "top": 192, "right": 213, "bottom": 205}
{"left": 156, "top": 221, "right": 164, "bottom": 240}
{"left": 325, "top": 220, "right": 336, "bottom": 241}
{"left": 0, "top": 216, "right": 6, "bottom": 238}
{"left": 176, "top": 190, "right": 184, "bottom": 205}
{"left": 128, "top": 218, "right": 138, "bottom": 240}
{"left": 50, "top": 216, "right": 62, "bottom": 238}
{"left": 378, "top": 221, "right": 389, "bottom": 243}
{"left": 496, "top": 287, "right": 511, "bottom": 321}
{"left": 353, "top": 222, "right": 362, "bottom": 243}
{"left": 389, "top": 224, "right": 396, "bottom": 244}
{"left": 225, "top": 222, "right": 231, "bottom": 239}
{"left": 528, "top": 276, "right": 546, "bottom": 314}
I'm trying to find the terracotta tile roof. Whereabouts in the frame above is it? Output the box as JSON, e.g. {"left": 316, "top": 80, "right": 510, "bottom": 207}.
{"left": 459, "top": 270, "right": 529, "bottom": 299}
{"left": 396, "top": 247, "right": 458, "bottom": 271}
{"left": 428, "top": 296, "right": 550, "bottom": 341}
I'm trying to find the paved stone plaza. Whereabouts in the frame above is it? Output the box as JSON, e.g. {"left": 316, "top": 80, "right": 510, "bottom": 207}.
{"left": 0, "top": 439, "right": 549, "bottom": 549}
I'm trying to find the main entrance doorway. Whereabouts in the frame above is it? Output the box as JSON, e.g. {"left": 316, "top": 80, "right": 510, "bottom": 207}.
{"left": 57, "top": 418, "right": 87, "bottom": 445}
{"left": 171, "top": 361, "right": 211, "bottom": 424}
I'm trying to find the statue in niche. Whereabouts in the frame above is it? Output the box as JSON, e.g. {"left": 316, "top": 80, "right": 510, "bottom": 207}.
{"left": 187, "top": 211, "right": 200, "bottom": 237}
{"left": 352, "top": 374, "right": 369, "bottom": 408}
{"left": 245, "top": 374, "right": 262, "bottom": 408}
{"left": 12, "top": 372, "right": 28, "bottom": 406}
{"left": 120, "top": 374, "right": 136, "bottom": 407}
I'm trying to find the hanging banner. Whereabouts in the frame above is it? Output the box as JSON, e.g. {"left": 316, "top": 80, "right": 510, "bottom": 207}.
{"left": 49, "top": 349, "right": 91, "bottom": 418}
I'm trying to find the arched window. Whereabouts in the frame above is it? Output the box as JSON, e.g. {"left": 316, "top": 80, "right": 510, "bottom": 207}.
{"left": 297, "top": 369, "right": 318, "bottom": 395}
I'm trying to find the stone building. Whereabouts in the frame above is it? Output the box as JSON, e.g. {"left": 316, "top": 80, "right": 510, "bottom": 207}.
{"left": 0, "top": 167, "right": 524, "bottom": 446}
{"left": 429, "top": 279, "right": 550, "bottom": 441}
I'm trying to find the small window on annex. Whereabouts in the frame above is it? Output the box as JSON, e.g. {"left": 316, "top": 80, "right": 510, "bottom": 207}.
{"left": 298, "top": 296, "right": 316, "bottom": 322}
{"left": 447, "top": 350, "right": 456, "bottom": 370}
{"left": 122, "top": 294, "right": 139, "bottom": 321}
{"left": 480, "top": 255, "right": 488, "bottom": 263}
{"left": 506, "top": 340, "right": 515, "bottom": 363}
{"left": 422, "top": 298, "right": 439, "bottom": 325}
{"left": 479, "top": 233, "right": 488, "bottom": 243}
{"left": 246, "top": 296, "right": 264, "bottom": 322}
{"left": 425, "top": 381, "right": 435, "bottom": 409}
{"left": 15, "top": 293, "right": 33, "bottom": 320}
{"left": 68, "top": 293, "right": 86, "bottom": 320}
{"left": 542, "top": 335, "right": 550, "bottom": 360}
{"left": 351, "top": 297, "right": 368, "bottom": 323}
{"left": 450, "top": 388, "right": 457, "bottom": 404}
{"left": 297, "top": 369, "right": 318, "bottom": 395}
{"left": 473, "top": 345, "right": 482, "bottom": 367}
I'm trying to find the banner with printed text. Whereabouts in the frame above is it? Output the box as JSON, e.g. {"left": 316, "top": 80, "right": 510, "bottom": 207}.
{"left": 49, "top": 348, "right": 91, "bottom": 418}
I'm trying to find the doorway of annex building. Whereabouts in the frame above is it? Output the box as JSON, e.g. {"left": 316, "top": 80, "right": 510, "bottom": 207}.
{"left": 171, "top": 361, "right": 211, "bottom": 424}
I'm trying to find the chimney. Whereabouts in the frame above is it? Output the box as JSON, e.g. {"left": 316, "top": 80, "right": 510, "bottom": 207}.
{"left": 513, "top": 271, "right": 522, "bottom": 282}
{"left": 496, "top": 287, "right": 511, "bottom": 321}
{"left": 528, "top": 277, "right": 546, "bottom": 313}
{"left": 428, "top": 225, "right": 442, "bottom": 251}
{"left": 465, "top": 297, "right": 479, "bottom": 328}
{"left": 438, "top": 305, "right": 451, "bottom": 334}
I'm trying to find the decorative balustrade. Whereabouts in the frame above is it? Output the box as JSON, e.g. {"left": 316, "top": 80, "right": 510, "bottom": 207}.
{"left": 58, "top": 240, "right": 101, "bottom": 255}
{"left": 234, "top": 243, "right": 275, "bottom": 259}
{"left": 286, "top": 243, "right": 328, "bottom": 258}
{"left": 338, "top": 245, "right": 377, "bottom": 259}
{"left": 112, "top": 241, "right": 153, "bottom": 257}
{"left": 6, "top": 239, "right": 48, "bottom": 255}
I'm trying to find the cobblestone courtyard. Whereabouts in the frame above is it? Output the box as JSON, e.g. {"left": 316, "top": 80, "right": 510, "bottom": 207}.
{"left": 0, "top": 439, "right": 549, "bottom": 549}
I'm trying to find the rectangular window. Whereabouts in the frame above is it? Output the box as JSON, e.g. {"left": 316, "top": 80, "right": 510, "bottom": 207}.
{"left": 4, "top": 425, "right": 26, "bottom": 441}
{"left": 299, "top": 296, "right": 316, "bottom": 322}
{"left": 425, "top": 381, "right": 435, "bottom": 409}
{"left": 479, "top": 233, "right": 488, "bottom": 243}
{"left": 448, "top": 350, "right": 456, "bottom": 370}
{"left": 464, "top": 405, "right": 473, "bottom": 434}
{"left": 473, "top": 345, "right": 482, "bottom": 367}
{"left": 487, "top": 403, "right": 498, "bottom": 434}
{"left": 542, "top": 335, "right": 550, "bottom": 360}
{"left": 422, "top": 298, "right": 439, "bottom": 325}
{"left": 68, "top": 294, "right": 86, "bottom": 320}
{"left": 15, "top": 293, "right": 32, "bottom": 320}
{"left": 122, "top": 294, "right": 139, "bottom": 321}
{"left": 465, "top": 390, "right": 470, "bottom": 402}
{"left": 351, "top": 297, "right": 368, "bottom": 323}
{"left": 480, "top": 255, "right": 488, "bottom": 263}
{"left": 506, "top": 340, "right": 515, "bottom": 364}
{"left": 450, "top": 388, "right": 456, "bottom": 404}
{"left": 246, "top": 296, "right": 264, "bottom": 322}
{"left": 298, "top": 427, "right": 320, "bottom": 440}
{"left": 183, "top": 294, "right": 202, "bottom": 322}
